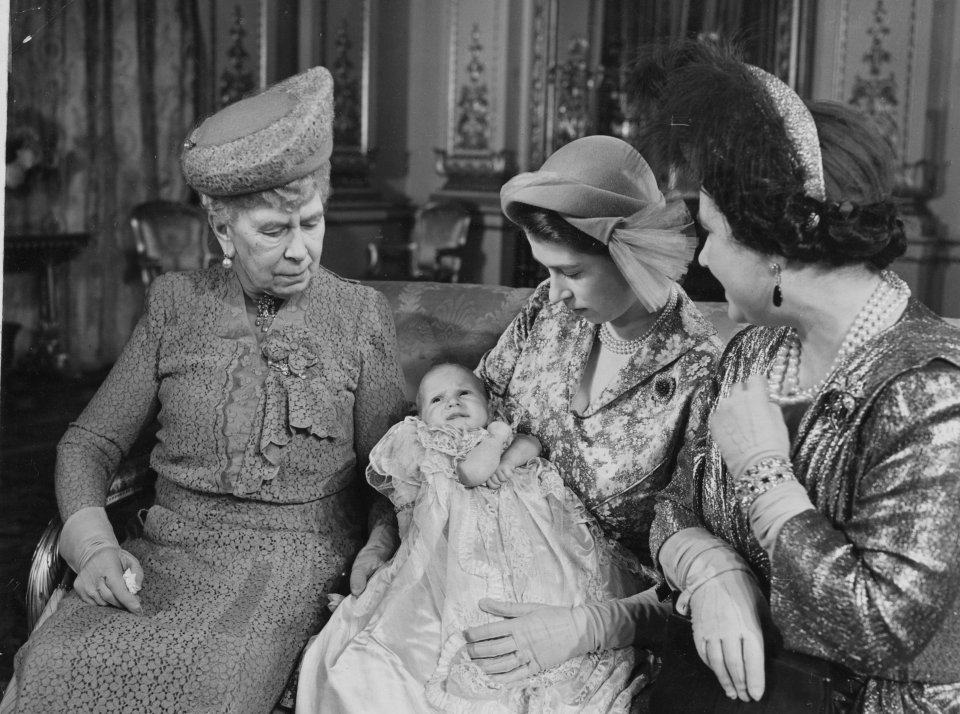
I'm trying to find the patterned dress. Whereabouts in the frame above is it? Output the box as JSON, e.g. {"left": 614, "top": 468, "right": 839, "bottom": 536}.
{"left": 476, "top": 281, "right": 720, "bottom": 567}
{"left": 299, "top": 417, "right": 649, "bottom": 713}
{"left": 652, "top": 300, "right": 960, "bottom": 713}
{"left": 10, "top": 267, "right": 407, "bottom": 714}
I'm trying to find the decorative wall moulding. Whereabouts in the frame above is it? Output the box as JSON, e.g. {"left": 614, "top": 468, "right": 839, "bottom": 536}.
{"left": 834, "top": 0, "right": 940, "bottom": 199}
{"left": 321, "top": 0, "right": 374, "bottom": 191}
{"left": 434, "top": 148, "right": 515, "bottom": 192}
{"left": 437, "top": 0, "right": 512, "bottom": 192}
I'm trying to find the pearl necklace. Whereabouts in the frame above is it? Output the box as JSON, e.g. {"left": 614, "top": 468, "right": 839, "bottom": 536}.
{"left": 597, "top": 291, "right": 678, "bottom": 355}
{"left": 768, "top": 270, "right": 910, "bottom": 405}
{"left": 255, "top": 294, "right": 284, "bottom": 332}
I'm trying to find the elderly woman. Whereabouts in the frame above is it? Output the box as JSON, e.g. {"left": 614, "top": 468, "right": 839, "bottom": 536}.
{"left": 2, "top": 66, "right": 406, "bottom": 714}
{"left": 450, "top": 135, "right": 722, "bottom": 695}
{"left": 634, "top": 44, "right": 960, "bottom": 713}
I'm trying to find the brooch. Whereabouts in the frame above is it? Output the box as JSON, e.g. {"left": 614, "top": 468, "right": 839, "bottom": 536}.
{"left": 822, "top": 387, "right": 860, "bottom": 429}
{"left": 654, "top": 376, "right": 676, "bottom": 402}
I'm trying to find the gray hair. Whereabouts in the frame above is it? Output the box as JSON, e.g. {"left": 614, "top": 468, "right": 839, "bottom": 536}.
{"left": 200, "top": 164, "right": 331, "bottom": 227}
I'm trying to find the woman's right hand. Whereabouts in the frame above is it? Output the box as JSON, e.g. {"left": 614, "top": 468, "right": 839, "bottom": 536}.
{"left": 74, "top": 547, "right": 144, "bottom": 614}
{"left": 689, "top": 569, "right": 768, "bottom": 702}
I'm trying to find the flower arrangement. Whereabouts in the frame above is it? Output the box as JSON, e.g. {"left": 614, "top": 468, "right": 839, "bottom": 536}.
{"left": 5, "top": 125, "right": 43, "bottom": 191}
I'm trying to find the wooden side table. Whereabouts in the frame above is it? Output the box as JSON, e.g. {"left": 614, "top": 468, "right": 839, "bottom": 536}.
{"left": 3, "top": 232, "right": 91, "bottom": 373}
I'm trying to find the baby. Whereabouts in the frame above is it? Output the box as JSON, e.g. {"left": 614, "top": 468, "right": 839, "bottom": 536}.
{"left": 297, "top": 363, "right": 646, "bottom": 713}
{"left": 416, "top": 362, "right": 539, "bottom": 489}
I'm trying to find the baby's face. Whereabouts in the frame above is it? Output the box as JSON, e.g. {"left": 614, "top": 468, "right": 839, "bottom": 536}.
{"left": 418, "top": 365, "right": 490, "bottom": 429}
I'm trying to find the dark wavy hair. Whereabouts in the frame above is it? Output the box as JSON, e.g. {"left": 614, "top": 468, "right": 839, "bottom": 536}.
{"left": 796, "top": 101, "right": 906, "bottom": 268}
{"left": 508, "top": 201, "right": 609, "bottom": 256}
{"left": 628, "top": 39, "right": 905, "bottom": 269}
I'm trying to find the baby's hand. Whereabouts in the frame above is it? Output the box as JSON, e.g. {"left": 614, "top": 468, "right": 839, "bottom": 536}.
{"left": 485, "top": 464, "right": 515, "bottom": 489}
{"left": 327, "top": 593, "right": 346, "bottom": 612}
{"left": 486, "top": 420, "right": 512, "bottom": 442}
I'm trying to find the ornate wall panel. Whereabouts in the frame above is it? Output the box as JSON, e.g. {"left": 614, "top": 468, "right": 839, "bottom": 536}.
{"left": 435, "top": 0, "right": 514, "bottom": 192}
{"left": 822, "top": 0, "right": 957, "bottom": 314}
{"left": 830, "top": 0, "right": 936, "bottom": 190}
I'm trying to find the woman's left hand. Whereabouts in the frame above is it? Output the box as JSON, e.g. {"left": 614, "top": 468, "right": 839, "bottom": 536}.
{"left": 709, "top": 374, "right": 790, "bottom": 479}
{"left": 349, "top": 521, "right": 399, "bottom": 596}
{"left": 464, "top": 600, "right": 587, "bottom": 682}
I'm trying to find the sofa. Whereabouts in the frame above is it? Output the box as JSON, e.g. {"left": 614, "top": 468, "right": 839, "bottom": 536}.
{"left": 363, "top": 280, "right": 742, "bottom": 401}
{"left": 23, "top": 277, "right": 959, "bottom": 709}
{"left": 20, "top": 279, "right": 743, "bottom": 711}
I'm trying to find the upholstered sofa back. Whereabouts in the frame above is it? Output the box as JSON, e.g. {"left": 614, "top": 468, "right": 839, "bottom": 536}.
{"left": 362, "top": 280, "right": 744, "bottom": 401}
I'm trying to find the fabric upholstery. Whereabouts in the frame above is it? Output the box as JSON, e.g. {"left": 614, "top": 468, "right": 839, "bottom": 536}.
{"left": 362, "top": 280, "right": 744, "bottom": 403}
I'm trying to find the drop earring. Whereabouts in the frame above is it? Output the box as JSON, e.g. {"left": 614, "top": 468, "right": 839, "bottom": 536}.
{"left": 771, "top": 263, "right": 783, "bottom": 307}
{"left": 222, "top": 254, "right": 233, "bottom": 269}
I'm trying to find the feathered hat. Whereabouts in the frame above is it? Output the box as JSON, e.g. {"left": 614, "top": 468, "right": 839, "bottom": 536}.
{"left": 629, "top": 41, "right": 824, "bottom": 255}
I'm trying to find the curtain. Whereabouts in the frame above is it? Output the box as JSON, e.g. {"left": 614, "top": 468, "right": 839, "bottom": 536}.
{"left": 6, "top": 0, "right": 201, "bottom": 368}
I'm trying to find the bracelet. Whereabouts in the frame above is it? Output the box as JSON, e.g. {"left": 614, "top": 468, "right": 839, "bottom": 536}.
{"left": 733, "top": 456, "right": 796, "bottom": 509}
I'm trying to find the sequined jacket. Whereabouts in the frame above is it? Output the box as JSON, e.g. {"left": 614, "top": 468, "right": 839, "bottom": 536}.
{"left": 477, "top": 280, "right": 720, "bottom": 566}
{"left": 652, "top": 300, "right": 960, "bottom": 713}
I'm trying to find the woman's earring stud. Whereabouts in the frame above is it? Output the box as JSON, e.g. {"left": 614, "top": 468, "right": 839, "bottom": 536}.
{"left": 222, "top": 254, "right": 233, "bottom": 269}
{"left": 771, "top": 262, "right": 783, "bottom": 307}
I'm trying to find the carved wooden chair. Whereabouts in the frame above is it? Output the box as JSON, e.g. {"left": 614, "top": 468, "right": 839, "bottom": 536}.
{"left": 379, "top": 200, "right": 474, "bottom": 282}
{"left": 129, "top": 200, "right": 221, "bottom": 287}
{"left": 318, "top": 232, "right": 380, "bottom": 279}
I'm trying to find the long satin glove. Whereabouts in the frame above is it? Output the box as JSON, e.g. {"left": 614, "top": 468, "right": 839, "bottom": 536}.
{"left": 748, "top": 480, "right": 815, "bottom": 559}
{"left": 689, "top": 569, "right": 769, "bottom": 703}
{"left": 709, "top": 374, "right": 790, "bottom": 479}
{"left": 659, "top": 528, "right": 765, "bottom": 702}
{"left": 60, "top": 507, "right": 144, "bottom": 614}
{"left": 463, "top": 586, "right": 670, "bottom": 684}
{"left": 659, "top": 527, "right": 754, "bottom": 616}
{"left": 348, "top": 517, "right": 400, "bottom": 596}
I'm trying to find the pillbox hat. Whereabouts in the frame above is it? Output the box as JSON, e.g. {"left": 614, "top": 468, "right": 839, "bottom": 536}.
{"left": 181, "top": 66, "right": 334, "bottom": 197}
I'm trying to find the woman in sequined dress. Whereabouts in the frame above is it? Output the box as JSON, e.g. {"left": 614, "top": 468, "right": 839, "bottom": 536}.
{"left": 1, "top": 66, "right": 406, "bottom": 714}
{"left": 425, "top": 135, "right": 723, "bottom": 698}
{"left": 634, "top": 43, "right": 960, "bottom": 713}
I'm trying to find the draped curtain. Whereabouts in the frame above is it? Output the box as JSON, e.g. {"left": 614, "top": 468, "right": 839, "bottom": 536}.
{"left": 6, "top": 0, "right": 202, "bottom": 368}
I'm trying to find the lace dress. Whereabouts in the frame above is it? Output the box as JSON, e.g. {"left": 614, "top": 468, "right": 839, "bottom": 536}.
{"left": 7, "top": 268, "right": 406, "bottom": 714}
{"left": 297, "top": 417, "right": 649, "bottom": 713}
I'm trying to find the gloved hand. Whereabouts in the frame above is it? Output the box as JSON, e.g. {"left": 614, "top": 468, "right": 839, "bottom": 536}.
{"left": 660, "top": 527, "right": 755, "bottom": 617}
{"left": 60, "top": 507, "right": 143, "bottom": 614}
{"left": 349, "top": 519, "right": 399, "bottom": 596}
{"left": 748, "top": 479, "right": 815, "bottom": 558}
{"left": 463, "top": 587, "right": 670, "bottom": 683}
{"left": 689, "top": 569, "right": 768, "bottom": 703}
{"left": 709, "top": 374, "right": 790, "bottom": 478}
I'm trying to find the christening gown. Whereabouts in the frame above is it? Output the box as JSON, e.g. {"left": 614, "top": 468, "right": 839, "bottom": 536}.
{"left": 296, "top": 416, "right": 648, "bottom": 713}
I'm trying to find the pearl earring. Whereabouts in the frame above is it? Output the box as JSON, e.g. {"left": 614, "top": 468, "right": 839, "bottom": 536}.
{"left": 771, "top": 263, "right": 783, "bottom": 307}
{"left": 222, "top": 254, "right": 233, "bottom": 269}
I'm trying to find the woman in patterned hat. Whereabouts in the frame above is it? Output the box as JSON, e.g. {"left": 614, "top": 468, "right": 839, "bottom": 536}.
{"left": 633, "top": 42, "right": 960, "bottom": 713}
{"left": 430, "top": 134, "right": 722, "bottom": 701}
{"left": 2, "top": 66, "right": 407, "bottom": 714}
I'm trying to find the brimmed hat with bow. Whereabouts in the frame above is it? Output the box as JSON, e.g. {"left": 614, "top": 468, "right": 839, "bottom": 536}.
{"left": 501, "top": 135, "right": 697, "bottom": 312}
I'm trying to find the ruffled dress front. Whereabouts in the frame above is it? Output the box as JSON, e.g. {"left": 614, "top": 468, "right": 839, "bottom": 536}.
{"left": 297, "top": 417, "right": 648, "bottom": 713}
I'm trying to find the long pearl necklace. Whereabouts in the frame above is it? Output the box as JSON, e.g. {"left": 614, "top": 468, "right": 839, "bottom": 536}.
{"left": 768, "top": 270, "right": 910, "bottom": 405}
{"left": 598, "top": 291, "right": 678, "bottom": 355}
